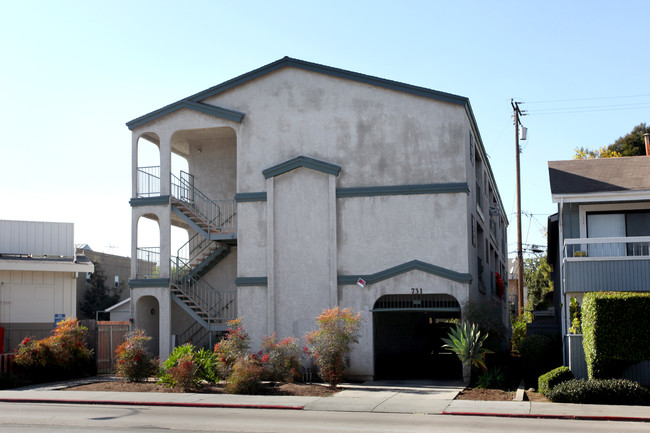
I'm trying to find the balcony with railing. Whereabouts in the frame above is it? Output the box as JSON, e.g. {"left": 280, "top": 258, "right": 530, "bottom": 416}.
{"left": 563, "top": 236, "right": 650, "bottom": 292}
{"left": 136, "top": 247, "right": 160, "bottom": 278}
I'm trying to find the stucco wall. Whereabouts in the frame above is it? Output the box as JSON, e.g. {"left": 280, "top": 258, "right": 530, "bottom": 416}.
{"left": 337, "top": 193, "right": 469, "bottom": 275}
{"left": 270, "top": 168, "right": 336, "bottom": 340}
{"left": 201, "top": 67, "right": 467, "bottom": 192}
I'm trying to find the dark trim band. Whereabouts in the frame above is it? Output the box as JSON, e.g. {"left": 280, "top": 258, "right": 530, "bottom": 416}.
{"left": 129, "top": 278, "right": 170, "bottom": 288}
{"left": 235, "top": 276, "right": 268, "bottom": 286}
{"left": 235, "top": 192, "right": 267, "bottom": 202}
{"left": 130, "top": 196, "right": 171, "bottom": 207}
{"left": 336, "top": 183, "right": 469, "bottom": 198}
{"left": 263, "top": 155, "right": 341, "bottom": 179}
{"left": 338, "top": 260, "right": 472, "bottom": 285}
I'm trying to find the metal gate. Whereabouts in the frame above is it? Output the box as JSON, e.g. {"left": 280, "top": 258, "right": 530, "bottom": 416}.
{"left": 96, "top": 321, "right": 130, "bottom": 374}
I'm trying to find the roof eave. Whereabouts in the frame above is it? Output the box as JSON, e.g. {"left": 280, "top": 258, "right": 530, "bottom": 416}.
{"left": 551, "top": 190, "right": 650, "bottom": 203}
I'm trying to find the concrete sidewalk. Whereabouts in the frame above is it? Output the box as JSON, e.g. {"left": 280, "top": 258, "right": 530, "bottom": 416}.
{"left": 0, "top": 378, "right": 648, "bottom": 423}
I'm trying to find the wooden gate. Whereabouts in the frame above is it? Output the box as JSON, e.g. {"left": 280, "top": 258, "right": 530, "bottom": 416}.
{"left": 96, "top": 321, "right": 130, "bottom": 374}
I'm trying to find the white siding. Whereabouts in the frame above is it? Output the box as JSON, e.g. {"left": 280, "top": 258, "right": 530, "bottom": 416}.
{"left": 0, "top": 220, "right": 74, "bottom": 257}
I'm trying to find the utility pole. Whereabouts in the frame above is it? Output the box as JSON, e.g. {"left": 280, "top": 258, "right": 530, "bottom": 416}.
{"left": 511, "top": 99, "right": 526, "bottom": 316}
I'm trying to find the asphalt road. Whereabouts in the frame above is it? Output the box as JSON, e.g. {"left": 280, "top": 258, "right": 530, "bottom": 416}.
{"left": 0, "top": 403, "right": 649, "bottom": 432}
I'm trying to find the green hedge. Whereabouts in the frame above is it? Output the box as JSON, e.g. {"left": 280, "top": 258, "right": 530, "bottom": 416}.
{"left": 582, "top": 292, "right": 650, "bottom": 379}
{"left": 538, "top": 366, "right": 574, "bottom": 397}
{"left": 517, "top": 334, "right": 560, "bottom": 387}
{"left": 548, "top": 379, "right": 650, "bottom": 405}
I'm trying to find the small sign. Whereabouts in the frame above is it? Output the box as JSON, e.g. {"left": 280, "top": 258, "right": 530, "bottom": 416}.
{"left": 356, "top": 278, "right": 366, "bottom": 288}
{"left": 54, "top": 313, "right": 66, "bottom": 325}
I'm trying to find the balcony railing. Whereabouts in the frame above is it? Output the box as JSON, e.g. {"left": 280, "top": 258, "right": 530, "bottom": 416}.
{"left": 564, "top": 236, "right": 650, "bottom": 260}
{"left": 563, "top": 236, "right": 650, "bottom": 293}
{"left": 136, "top": 247, "right": 160, "bottom": 278}
{"left": 137, "top": 166, "right": 161, "bottom": 198}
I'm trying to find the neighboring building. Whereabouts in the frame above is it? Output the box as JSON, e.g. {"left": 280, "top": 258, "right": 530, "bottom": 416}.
{"left": 548, "top": 152, "right": 650, "bottom": 380}
{"left": 126, "top": 57, "right": 509, "bottom": 379}
{"left": 75, "top": 245, "right": 130, "bottom": 319}
{"left": 0, "top": 220, "right": 93, "bottom": 352}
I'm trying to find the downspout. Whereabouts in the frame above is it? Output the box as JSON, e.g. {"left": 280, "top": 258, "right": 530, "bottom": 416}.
{"left": 558, "top": 198, "right": 567, "bottom": 365}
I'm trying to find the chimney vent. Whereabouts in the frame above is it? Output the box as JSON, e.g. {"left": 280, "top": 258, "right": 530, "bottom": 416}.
{"left": 645, "top": 133, "right": 650, "bottom": 156}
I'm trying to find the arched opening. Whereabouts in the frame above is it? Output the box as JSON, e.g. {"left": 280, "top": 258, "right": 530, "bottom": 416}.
{"left": 136, "top": 295, "right": 160, "bottom": 356}
{"left": 137, "top": 134, "right": 161, "bottom": 198}
{"left": 136, "top": 215, "right": 160, "bottom": 278}
{"left": 373, "top": 294, "right": 462, "bottom": 380}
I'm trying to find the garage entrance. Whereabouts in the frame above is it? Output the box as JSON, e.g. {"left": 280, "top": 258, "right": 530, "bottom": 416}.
{"left": 373, "top": 294, "right": 462, "bottom": 380}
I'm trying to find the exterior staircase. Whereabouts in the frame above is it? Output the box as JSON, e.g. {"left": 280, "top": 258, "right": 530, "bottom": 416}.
{"left": 167, "top": 171, "right": 237, "bottom": 349}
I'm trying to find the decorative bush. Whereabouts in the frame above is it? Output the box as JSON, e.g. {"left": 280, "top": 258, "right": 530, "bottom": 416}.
{"left": 114, "top": 329, "right": 158, "bottom": 382}
{"left": 214, "top": 319, "right": 250, "bottom": 380}
{"left": 538, "top": 366, "right": 574, "bottom": 397}
{"left": 224, "top": 355, "right": 265, "bottom": 394}
{"left": 516, "top": 334, "right": 559, "bottom": 387}
{"left": 548, "top": 378, "right": 650, "bottom": 405}
{"left": 305, "top": 307, "right": 362, "bottom": 388}
{"left": 510, "top": 314, "right": 528, "bottom": 351}
{"left": 582, "top": 292, "right": 650, "bottom": 379}
{"left": 476, "top": 367, "right": 505, "bottom": 389}
{"left": 442, "top": 321, "right": 492, "bottom": 371}
{"left": 13, "top": 318, "right": 93, "bottom": 382}
{"left": 159, "top": 344, "right": 218, "bottom": 389}
{"left": 167, "top": 353, "right": 200, "bottom": 392}
{"left": 463, "top": 301, "right": 507, "bottom": 351}
{"left": 260, "top": 334, "right": 302, "bottom": 383}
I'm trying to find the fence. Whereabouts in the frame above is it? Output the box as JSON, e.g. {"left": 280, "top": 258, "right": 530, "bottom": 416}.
{"left": 96, "top": 321, "right": 130, "bottom": 374}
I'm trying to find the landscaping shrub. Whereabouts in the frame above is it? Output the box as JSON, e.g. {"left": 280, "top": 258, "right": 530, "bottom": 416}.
{"left": 214, "top": 319, "right": 250, "bottom": 380}
{"left": 517, "top": 334, "right": 560, "bottom": 387}
{"left": 13, "top": 318, "right": 93, "bottom": 383}
{"left": 224, "top": 355, "right": 265, "bottom": 394}
{"left": 260, "top": 334, "right": 302, "bottom": 383}
{"left": 476, "top": 367, "right": 505, "bottom": 389}
{"left": 442, "top": 321, "right": 492, "bottom": 372}
{"left": 167, "top": 353, "right": 200, "bottom": 392}
{"left": 114, "top": 329, "right": 158, "bottom": 382}
{"left": 463, "top": 301, "right": 507, "bottom": 352}
{"left": 305, "top": 307, "right": 362, "bottom": 388}
{"left": 538, "top": 366, "right": 574, "bottom": 397}
{"left": 548, "top": 378, "right": 650, "bottom": 405}
{"left": 582, "top": 292, "right": 650, "bottom": 379}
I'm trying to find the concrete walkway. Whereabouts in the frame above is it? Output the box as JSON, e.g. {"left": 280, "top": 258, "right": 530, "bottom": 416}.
{"left": 0, "top": 378, "right": 648, "bottom": 423}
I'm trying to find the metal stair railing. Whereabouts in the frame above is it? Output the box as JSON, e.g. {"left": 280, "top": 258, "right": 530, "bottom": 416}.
{"left": 170, "top": 171, "right": 237, "bottom": 236}
{"left": 171, "top": 259, "right": 237, "bottom": 323}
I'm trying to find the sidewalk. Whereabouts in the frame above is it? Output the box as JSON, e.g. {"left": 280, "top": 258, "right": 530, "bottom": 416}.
{"left": 0, "top": 378, "right": 648, "bottom": 423}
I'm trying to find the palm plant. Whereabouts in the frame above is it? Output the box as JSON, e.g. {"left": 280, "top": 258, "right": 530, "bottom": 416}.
{"left": 441, "top": 321, "right": 492, "bottom": 383}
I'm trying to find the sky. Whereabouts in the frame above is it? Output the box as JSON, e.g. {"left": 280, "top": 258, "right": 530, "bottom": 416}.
{"left": 1, "top": 0, "right": 649, "bottom": 259}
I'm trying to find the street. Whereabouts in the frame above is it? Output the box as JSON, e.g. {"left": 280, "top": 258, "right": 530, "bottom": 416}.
{"left": 0, "top": 403, "right": 648, "bottom": 433}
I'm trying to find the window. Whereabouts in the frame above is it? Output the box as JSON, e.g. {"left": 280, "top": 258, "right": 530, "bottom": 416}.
{"left": 587, "top": 210, "right": 650, "bottom": 256}
{"left": 114, "top": 276, "right": 120, "bottom": 288}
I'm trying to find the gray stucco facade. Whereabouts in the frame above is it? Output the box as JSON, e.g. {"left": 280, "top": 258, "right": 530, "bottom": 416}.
{"left": 127, "top": 58, "right": 508, "bottom": 380}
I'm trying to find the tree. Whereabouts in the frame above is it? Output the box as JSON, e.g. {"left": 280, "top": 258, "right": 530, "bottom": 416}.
{"left": 524, "top": 254, "right": 553, "bottom": 310}
{"left": 574, "top": 123, "right": 649, "bottom": 159}
{"left": 79, "top": 259, "right": 122, "bottom": 319}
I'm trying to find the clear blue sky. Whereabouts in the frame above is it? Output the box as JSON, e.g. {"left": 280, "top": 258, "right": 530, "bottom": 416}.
{"left": 2, "top": 0, "right": 649, "bottom": 259}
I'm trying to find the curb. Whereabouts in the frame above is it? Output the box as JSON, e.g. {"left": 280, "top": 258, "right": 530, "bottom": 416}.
{"left": 0, "top": 398, "right": 304, "bottom": 410}
{"left": 443, "top": 411, "right": 650, "bottom": 423}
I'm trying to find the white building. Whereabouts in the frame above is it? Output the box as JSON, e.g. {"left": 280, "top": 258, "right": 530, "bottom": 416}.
{"left": 127, "top": 57, "right": 508, "bottom": 380}
{"left": 0, "top": 220, "right": 93, "bottom": 352}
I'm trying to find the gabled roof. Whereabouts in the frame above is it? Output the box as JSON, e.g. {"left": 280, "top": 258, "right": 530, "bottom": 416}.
{"left": 126, "top": 57, "right": 472, "bottom": 130}
{"left": 548, "top": 157, "right": 650, "bottom": 201}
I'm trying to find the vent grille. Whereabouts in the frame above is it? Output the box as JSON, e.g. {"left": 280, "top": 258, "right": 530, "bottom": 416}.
{"left": 373, "top": 294, "right": 460, "bottom": 311}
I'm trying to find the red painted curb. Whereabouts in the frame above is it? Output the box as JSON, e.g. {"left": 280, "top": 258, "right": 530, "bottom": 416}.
{"left": 443, "top": 411, "right": 650, "bottom": 423}
{"left": 0, "top": 398, "right": 304, "bottom": 410}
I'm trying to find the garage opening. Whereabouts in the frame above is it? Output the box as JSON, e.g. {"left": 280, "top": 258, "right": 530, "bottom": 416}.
{"left": 373, "top": 294, "right": 461, "bottom": 380}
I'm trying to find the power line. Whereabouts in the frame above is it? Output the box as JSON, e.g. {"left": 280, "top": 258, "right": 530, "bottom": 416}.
{"left": 524, "top": 93, "right": 650, "bottom": 104}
